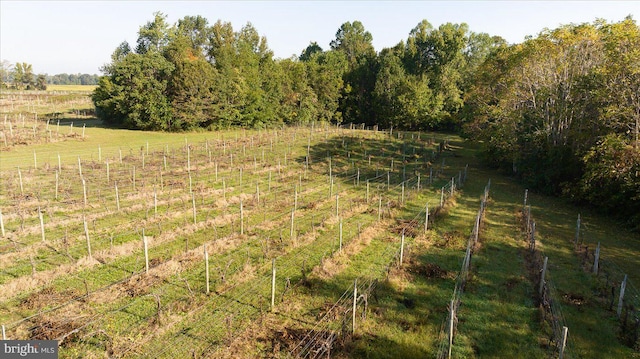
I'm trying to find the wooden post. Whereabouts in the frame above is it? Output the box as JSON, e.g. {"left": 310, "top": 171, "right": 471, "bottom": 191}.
{"left": 387, "top": 171, "right": 390, "bottom": 190}
{"left": 271, "top": 258, "right": 276, "bottom": 310}
{"left": 523, "top": 189, "right": 528, "bottom": 209}
{"left": 0, "top": 208, "right": 5, "bottom": 237}
{"left": 119, "top": 148, "right": 123, "bottom": 164}
{"left": 78, "top": 156, "right": 82, "bottom": 178}
{"left": 366, "top": 180, "right": 370, "bottom": 202}
{"left": 352, "top": 279, "right": 358, "bottom": 334}
{"left": 417, "top": 174, "right": 421, "bottom": 190}
{"left": 399, "top": 229, "right": 405, "bottom": 266}
{"left": 539, "top": 256, "right": 548, "bottom": 296}
{"left": 474, "top": 212, "right": 481, "bottom": 244}
{"left": 450, "top": 177, "right": 455, "bottom": 197}
{"left": 98, "top": 146, "right": 102, "bottom": 162}
{"left": 18, "top": 167, "right": 23, "bottom": 196}
{"left": 559, "top": 326, "right": 568, "bottom": 359}
{"left": 448, "top": 298, "right": 455, "bottom": 359}
{"left": 294, "top": 188, "right": 298, "bottom": 212}
{"left": 54, "top": 171, "right": 59, "bottom": 200}
{"left": 39, "top": 208, "right": 45, "bottom": 242}
{"left": 330, "top": 176, "right": 334, "bottom": 198}
{"left": 290, "top": 208, "right": 295, "bottom": 245}
{"left": 106, "top": 160, "right": 110, "bottom": 183}
{"left": 84, "top": 217, "right": 92, "bottom": 259}
{"left": 143, "top": 229, "right": 149, "bottom": 274}
{"left": 401, "top": 182, "right": 405, "bottom": 204}
{"left": 204, "top": 245, "right": 210, "bottom": 294}
{"left": 187, "top": 143, "right": 191, "bottom": 172}
{"left": 530, "top": 222, "right": 536, "bottom": 252}
{"left": 33, "top": 150, "right": 37, "bottom": 170}
{"left": 618, "top": 274, "right": 627, "bottom": 317}
{"left": 336, "top": 194, "right": 339, "bottom": 221}
{"left": 378, "top": 196, "right": 382, "bottom": 221}
{"left": 115, "top": 182, "right": 120, "bottom": 212}
{"left": 339, "top": 219, "right": 343, "bottom": 252}
{"left": 425, "top": 203, "right": 429, "bottom": 233}
{"left": 82, "top": 178, "right": 87, "bottom": 206}
{"left": 593, "top": 242, "right": 600, "bottom": 274}
{"left": 240, "top": 200, "right": 244, "bottom": 235}
{"left": 192, "top": 193, "right": 197, "bottom": 225}
{"left": 356, "top": 168, "right": 360, "bottom": 186}
{"left": 1, "top": 324, "right": 5, "bottom": 340}
{"left": 440, "top": 187, "right": 444, "bottom": 208}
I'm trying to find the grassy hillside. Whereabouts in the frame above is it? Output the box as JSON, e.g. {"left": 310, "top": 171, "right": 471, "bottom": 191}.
{"left": 0, "top": 112, "right": 638, "bottom": 357}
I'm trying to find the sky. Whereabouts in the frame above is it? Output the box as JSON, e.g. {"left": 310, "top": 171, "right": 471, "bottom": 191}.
{"left": 1, "top": 1, "right": 639, "bottom": 75}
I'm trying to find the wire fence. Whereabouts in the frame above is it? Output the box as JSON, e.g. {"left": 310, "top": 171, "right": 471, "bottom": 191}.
{"left": 436, "top": 179, "right": 490, "bottom": 359}
{"left": 521, "top": 193, "right": 573, "bottom": 358}
{"left": 572, "top": 216, "right": 640, "bottom": 351}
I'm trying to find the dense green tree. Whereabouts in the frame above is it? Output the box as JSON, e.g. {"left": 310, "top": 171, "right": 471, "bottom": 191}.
{"left": 135, "top": 12, "right": 170, "bottom": 54}
{"left": 331, "top": 21, "right": 377, "bottom": 124}
{"left": 93, "top": 52, "right": 174, "bottom": 130}
{"left": 12, "top": 62, "right": 24, "bottom": 89}
{"left": 464, "top": 18, "right": 640, "bottom": 228}
{"left": 164, "top": 34, "right": 218, "bottom": 130}
{"left": 176, "top": 15, "right": 210, "bottom": 53}
{"left": 35, "top": 74, "right": 47, "bottom": 90}
{"left": 305, "top": 50, "right": 348, "bottom": 122}
{"left": 299, "top": 42, "right": 323, "bottom": 62}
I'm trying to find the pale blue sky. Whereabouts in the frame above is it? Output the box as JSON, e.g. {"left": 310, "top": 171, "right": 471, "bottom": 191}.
{"left": 1, "top": 1, "right": 639, "bottom": 75}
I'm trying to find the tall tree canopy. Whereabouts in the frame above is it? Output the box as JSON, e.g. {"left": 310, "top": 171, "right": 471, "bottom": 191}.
{"left": 464, "top": 17, "right": 640, "bottom": 229}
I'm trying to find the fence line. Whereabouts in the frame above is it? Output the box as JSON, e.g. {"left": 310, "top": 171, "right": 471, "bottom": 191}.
{"left": 436, "top": 179, "right": 491, "bottom": 359}
{"left": 521, "top": 193, "right": 572, "bottom": 358}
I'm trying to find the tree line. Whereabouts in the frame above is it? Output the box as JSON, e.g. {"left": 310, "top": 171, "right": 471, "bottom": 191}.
{"left": 463, "top": 16, "right": 639, "bottom": 230}
{"left": 1, "top": 61, "right": 47, "bottom": 90}
{"left": 92, "top": 12, "right": 502, "bottom": 131}
{"left": 92, "top": 12, "right": 639, "bottom": 229}
{"left": 0, "top": 60, "right": 100, "bottom": 89}
{"left": 47, "top": 73, "right": 99, "bottom": 85}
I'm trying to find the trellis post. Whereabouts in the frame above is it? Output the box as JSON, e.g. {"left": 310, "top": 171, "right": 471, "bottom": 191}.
{"left": 593, "top": 242, "right": 600, "bottom": 274}
{"left": 204, "top": 245, "right": 210, "bottom": 294}
{"left": 539, "top": 256, "right": 548, "bottom": 296}
{"left": 271, "top": 258, "right": 276, "bottom": 310}
{"left": 618, "top": 274, "right": 627, "bottom": 317}
{"left": 352, "top": 279, "right": 358, "bottom": 334}
{"left": 143, "top": 229, "right": 149, "bottom": 274}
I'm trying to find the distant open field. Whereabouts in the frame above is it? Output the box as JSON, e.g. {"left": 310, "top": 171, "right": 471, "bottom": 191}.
{"left": 46, "top": 84, "right": 97, "bottom": 92}
{"left": 0, "top": 92, "right": 639, "bottom": 358}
